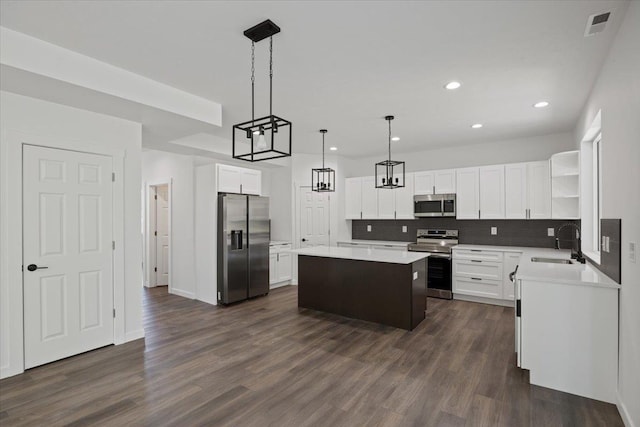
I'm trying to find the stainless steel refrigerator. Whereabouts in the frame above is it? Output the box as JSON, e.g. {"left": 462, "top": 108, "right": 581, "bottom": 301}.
{"left": 217, "top": 193, "right": 270, "bottom": 305}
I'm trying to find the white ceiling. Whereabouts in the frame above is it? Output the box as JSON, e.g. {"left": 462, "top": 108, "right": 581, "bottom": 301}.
{"left": 0, "top": 0, "right": 628, "bottom": 158}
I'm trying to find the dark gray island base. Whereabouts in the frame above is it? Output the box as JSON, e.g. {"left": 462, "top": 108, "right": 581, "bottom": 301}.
{"left": 297, "top": 254, "right": 427, "bottom": 330}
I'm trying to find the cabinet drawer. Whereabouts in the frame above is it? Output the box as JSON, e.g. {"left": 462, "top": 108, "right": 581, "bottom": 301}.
{"left": 453, "top": 259, "right": 503, "bottom": 280}
{"left": 453, "top": 249, "right": 504, "bottom": 262}
{"left": 453, "top": 277, "right": 502, "bottom": 299}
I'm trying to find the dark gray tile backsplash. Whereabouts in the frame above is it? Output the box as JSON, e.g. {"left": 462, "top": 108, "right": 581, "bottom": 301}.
{"left": 597, "top": 219, "right": 622, "bottom": 284}
{"left": 352, "top": 218, "right": 580, "bottom": 248}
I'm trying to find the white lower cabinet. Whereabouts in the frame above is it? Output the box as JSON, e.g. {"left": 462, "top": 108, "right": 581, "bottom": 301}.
{"left": 453, "top": 247, "right": 521, "bottom": 304}
{"left": 269, "top": 244, "right": 292, "bottom": 287}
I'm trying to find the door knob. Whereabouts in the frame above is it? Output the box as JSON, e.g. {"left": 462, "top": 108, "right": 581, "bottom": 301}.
{"left": 27, "top": 264, "right": 48, "bottom": 272}
{"left": 301, "top": 238, "right": 307, "bottom": 242}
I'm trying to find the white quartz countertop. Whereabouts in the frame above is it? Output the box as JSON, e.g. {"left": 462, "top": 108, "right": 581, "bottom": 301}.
{"left": 454, "top": 244, "right": 618, "bottom": 289}
{"left": 290, "top": 245, "right": 428, "bottom": 264}
{"left": 517, "top": 249, "right": 619, "bottom": 289}
{"left": 337, "top": 239, "right": 410, "bottom": 247}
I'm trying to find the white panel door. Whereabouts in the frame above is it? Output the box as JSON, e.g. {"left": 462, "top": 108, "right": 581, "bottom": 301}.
{"left": 344, "top": 177, "right": 362, "bottom": 219}
{"left": 377, "top": 189, "right": 396, "bottom": 219}
{"left": 479, "top": 165, "right": 505, "bottom": 219}
{"left": 360, "top": 176, "right": 378, "bottom": 219}
{"left": 414, "top": 171, "right": 435, "bottom": 195}
{"left": 217, "top": 165, "right": 242, "bottom": 193}
{"left": 505, "top": 163, "right": 528, "bottom": 219}
{"left": 23, "top": 145, "right": 113, "bottom": 369}
{"left": 240, "top": 168, "right": 262, "bottom": 195}
{"left": 456, "top": 167, "right": 480, "bottom": 219}
{"left": 434, "top": 169, "right": 456, "bottom": 193}
{"left": 528, "top": 161, "right": 551, "bottom": 219}
{"left": 299, "top": 187, "right": 330, "bottom": 247}
{"left": 155, "top": 185, "right": 169, "bottom": 286}
{"left": 395, "top": 173, "right": 415, "bottom": 219}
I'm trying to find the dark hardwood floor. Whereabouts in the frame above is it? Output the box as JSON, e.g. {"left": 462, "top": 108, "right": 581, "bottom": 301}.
{"left": 0, "top": 286, "right": 623, "bottom": 426}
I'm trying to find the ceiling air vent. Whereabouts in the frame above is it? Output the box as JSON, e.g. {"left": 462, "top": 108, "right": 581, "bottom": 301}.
{"left": 584, "top": 11, "right": 611, "bottom": 37}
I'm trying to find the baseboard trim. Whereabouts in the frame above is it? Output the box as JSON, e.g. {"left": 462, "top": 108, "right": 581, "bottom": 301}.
{"left": 453, "top": 294, "right": 514, "bottom": 307}
{"left": 0, "top": 366, "right": 23, "bottom": 380}
{"left": 269, "top": 281, "right": 290, "bottom": 290}
{"left": 170, "top": 288, "right": 195, "bottom": 299}
{"left": 123, "top": 329, "right": 145, "bottom": 343}
{"left": 291, "top": 279, "right": 298, "bottom": 286}
{"left": 617, "top": 391, "right": 636, "bottom": 427}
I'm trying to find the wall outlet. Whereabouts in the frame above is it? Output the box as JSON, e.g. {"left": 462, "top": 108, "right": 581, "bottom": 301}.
{"left": 367, "top": 225, "right": 372, "bottom": 232}
{"left": 413, "top": 271, "right": 418, "bottom": 280}
{"left": 604, "top": 236, "right": 610, "bottom": 253}
{"left": 402, "top": 226, "right": 408, "bottom": 233}
{"left": 630, "top": 242, "right": 636, "bottom": 263}
{"left": 491, "top": 227, "right": 498, "bottom": 235}
{"left": 547, "top": 228, "right": 555, "bottom": 237}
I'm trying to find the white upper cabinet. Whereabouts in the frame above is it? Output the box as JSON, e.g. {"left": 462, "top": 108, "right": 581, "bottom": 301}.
{"left": 479, "top": 165, "right": 505, "bottom": 219}
{"left": 414, "top": 171, "right": 435, "bottom": 195}
{"left": 527, "top": 161, "right": 551, "bottom": 219}
{"left": 345, "top": 177, "right": 363, "bottom": 219}
{"left": 434, "top": 169, "right": 456, "bottom": 193}
{"left": 456, "top": 167, "right": 480, "bottom": 219}
{"left": 505, "top": 163, "right": 528, "bottom": 219}
{"left": 414, "top": 169, "right": 456, "bottom": 195}
{"left": 360, "top": 176, "right": 378, "bottom": 219}
{"left": 377, "top": 188, "right": 396, "bottom": 219}
{"left": 505, "top": 161, "right": 551, "bottom": 219}
{"left": 217, "top": 164, "right": 261, "bottom": 195}
{"left": 395, "top": 172, "right": 415, "bottom": 219}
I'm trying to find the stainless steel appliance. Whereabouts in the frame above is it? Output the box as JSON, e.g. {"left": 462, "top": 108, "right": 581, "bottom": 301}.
{"left": 408, "top": 229, "right": 458, "bottom": 299}
{"left": 217, "top": 193, "right": 270, "bottom": 304}
{"left": 413, "top": 194, "right": 456, "bottom": 217}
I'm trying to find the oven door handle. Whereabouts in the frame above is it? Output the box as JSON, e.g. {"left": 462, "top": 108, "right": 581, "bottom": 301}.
{"left": 428, "top": 254, "right": 451, "bottom": 260}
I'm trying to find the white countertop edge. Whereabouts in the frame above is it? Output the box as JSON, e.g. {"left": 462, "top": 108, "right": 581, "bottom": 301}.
{"left": 290, "top": 246, "right": 429, "bottom": 264}
{"left": 269, "top": 241, "right": 291, "bottom": 246}
{"left": 516, "top": 274, "right": 621, "bottom": 290}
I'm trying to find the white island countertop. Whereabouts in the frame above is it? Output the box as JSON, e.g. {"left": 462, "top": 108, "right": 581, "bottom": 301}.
{"left": 290, "top": 245, "right": 429, "bottom": 265}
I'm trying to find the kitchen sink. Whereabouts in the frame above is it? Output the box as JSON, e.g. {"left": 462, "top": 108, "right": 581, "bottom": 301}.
{"left": 530, "top": 257, "right": 573, "bottom": 264}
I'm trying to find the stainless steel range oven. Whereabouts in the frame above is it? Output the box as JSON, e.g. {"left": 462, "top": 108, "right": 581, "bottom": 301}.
{"left": 408, "top": 229, "right": 458, "bottom": 299}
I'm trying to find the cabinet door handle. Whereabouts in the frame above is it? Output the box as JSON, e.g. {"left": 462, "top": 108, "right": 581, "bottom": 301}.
{"left": 433, "top": 185, "right": 435, "bottom": 194}
{"left": 470, "top": 250, "right": 482, "bottom": 252}
{"left": 471, "top": 260, "right": 482, "bottom": 263}
{"left": 471, "top": 277, "right": 482, "bottom": 281}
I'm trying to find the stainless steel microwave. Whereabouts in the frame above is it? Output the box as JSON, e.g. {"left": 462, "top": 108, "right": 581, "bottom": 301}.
{"left": 414, "top": 194, "right": 456, "bottom": 217}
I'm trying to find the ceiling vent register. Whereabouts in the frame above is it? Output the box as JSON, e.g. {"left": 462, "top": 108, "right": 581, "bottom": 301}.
{"left": 584, "top": 11, "right": 611, "bottom": 37}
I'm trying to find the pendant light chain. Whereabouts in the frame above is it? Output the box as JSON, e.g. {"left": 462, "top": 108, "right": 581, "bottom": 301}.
{"left": 251, "top": 41, "right": 255, "bottom": 124}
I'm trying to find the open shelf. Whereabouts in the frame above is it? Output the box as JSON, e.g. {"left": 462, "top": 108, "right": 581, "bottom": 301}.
{"left": 551, "top": 151, "right": 580, "bottom": 219}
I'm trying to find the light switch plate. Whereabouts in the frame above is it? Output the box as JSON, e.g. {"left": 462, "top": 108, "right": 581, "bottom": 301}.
{"left": 491, "top": 227, "right": 497, "bottom": 235}
{"left": 547, "top": 228, "right": 555, "bottom": 237}
{"left": 367, "top": 225, "right": 372, "bottom": 232}
{"left": 604, "top": 236, "right": 610, "bottom": 253}
{"left": 402, "top": 226, "right": 408, "bottom": 233}
{"left": 413, "top": 271, "right": 418, "bottom": 280}
{"left": 630, "top": 242, "right": 637, "bottom": 263}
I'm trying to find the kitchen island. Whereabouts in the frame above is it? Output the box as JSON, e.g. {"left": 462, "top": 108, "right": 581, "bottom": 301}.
{"left": 291, "top": 246, "right": 429, "bottom": 330}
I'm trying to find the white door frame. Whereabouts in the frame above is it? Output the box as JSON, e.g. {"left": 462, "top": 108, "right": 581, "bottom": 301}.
{"left": 0, "top": 130, "right": 126, "bottom": 378}
{"left": 144, "top": 179, "right": 172, "bottom": 293}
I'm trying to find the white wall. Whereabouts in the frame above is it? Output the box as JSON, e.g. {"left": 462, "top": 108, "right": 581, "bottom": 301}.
{"left": 574, "top": 3, "right": 640, "bottom": 426}
{"left": 348, "top": 132, "right": 575, "bottom": 176}
{"left": 142, "top": 150, "right": 196, "bottom": 299}
{"left": 0, "top": 91, "right": 143, "bottom": 379}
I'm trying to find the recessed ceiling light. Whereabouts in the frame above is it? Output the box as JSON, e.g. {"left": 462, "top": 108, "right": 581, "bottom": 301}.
{"left": 391, "top": 137, "right": 400, "bottom": 141}
{"left": 471, "top": 123, "right": 483, "bottom": 129}
{"left": 533, "top": 101, "right": 549, "bottom": 108}
{"left": 329, "top": 146, "right": 338, "bottom": 151}
{"left": 445, "top": 81, "right": 461, "bottom": 90}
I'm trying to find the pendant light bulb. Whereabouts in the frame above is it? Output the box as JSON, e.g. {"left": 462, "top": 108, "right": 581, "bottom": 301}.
{"left": 256, "top": 127, "right": 267, "bottom": 151}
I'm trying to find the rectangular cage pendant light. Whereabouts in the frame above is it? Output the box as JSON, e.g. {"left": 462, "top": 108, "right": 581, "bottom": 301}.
{"left": 375, "top": 115, "right": 405, "bottom": 189}
{"left": 312, "top": 129, "right": 335, "bottom": 192}
{"left": 232, "top": 20, "right": 292, "bottom": 162}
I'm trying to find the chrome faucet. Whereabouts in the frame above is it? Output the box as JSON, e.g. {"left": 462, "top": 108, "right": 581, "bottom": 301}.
{"left": 555, "top": 223, "right": 586, "bottom": 264}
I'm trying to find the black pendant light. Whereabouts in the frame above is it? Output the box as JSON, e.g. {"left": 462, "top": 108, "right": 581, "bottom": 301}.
{"left": 375, "top": 115, "right": 405, "bottom": 189}
{"left": 232, "top": 19, "right": 292, "bottom": 162}
{"left": 312, "top": 129, "right": 335, "bottom": 192}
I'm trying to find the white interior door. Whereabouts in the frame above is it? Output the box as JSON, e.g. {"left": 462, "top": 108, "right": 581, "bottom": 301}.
{"left": 23, "top": 145, "right": 114, "bottom": 369}
{"left": 155, "top": 184, "right": 169, "bottom": 286}
{"left": 299, "top": 187, "right": 330, "bottom": 248}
